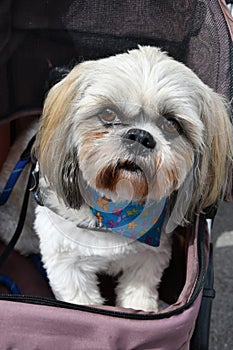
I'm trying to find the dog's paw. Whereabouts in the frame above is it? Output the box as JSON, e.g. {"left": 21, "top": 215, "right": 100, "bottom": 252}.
{"left": 54, "top": 288, "right": 105, "bottom": 306}
{"left": 116, "top": 288, "right": 159, "bottom": 312}
{"left": 47, "top": 264, "right": 106, "bottom": 306}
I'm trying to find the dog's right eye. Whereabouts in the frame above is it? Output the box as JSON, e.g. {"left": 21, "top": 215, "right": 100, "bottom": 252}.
{"left": 99, "top": 109, "right": 121, "bottom": 126}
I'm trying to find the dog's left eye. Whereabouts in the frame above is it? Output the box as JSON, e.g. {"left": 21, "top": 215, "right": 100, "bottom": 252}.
{"left": 162, "top": 118, "right": 182, "bottom": 134}
{"left": 99, "top": 109, "right": 121, "bottom": 125}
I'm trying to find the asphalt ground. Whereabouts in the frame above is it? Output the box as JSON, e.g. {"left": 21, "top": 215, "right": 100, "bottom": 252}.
{"left": 209, "top": 201, "right": 233, "bottom": 349}
{"left": 205, "top": 4, "right": 233, "bottom": 347}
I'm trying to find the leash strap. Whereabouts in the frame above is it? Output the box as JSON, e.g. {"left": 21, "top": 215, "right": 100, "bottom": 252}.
{"left": 0, "top": 135, "right": 35, "bottom": 206}
{"left": 0, "top": 159, "right": 29, "bottom": 205}
{"left": 0, "top": 164, "right": 34, "bottom": 267}
{"left": 0, "top": 274, "right": 21, "bottom": 295}
{"left": 0, "top": 135, "right": 36, "bottom": 268}
{"left": 0, "top": 163, "right": 35, "bottom": 268}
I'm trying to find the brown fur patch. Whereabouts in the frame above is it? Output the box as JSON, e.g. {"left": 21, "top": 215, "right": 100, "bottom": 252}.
{"left": 96, "top": 164, "right": 119, "bottom": 191}
{"left": 89, "top": 131, "right": 109, "bottom": 139}
{"left": 96, "top": 164, "right": 148, "bottom": 200}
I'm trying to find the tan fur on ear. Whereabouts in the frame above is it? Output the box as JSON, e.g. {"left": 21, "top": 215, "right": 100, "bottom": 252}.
{"left": 189, "top": 91, "right": 233, "bottom": 218}
{"left": 34, "top": 64, "right": 80, "bottom": 170}
{"left": 33, "top": 63, "right": 91, "bottom": 207}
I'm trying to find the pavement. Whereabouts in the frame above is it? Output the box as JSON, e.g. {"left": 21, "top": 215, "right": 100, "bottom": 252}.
{"left": 209, "top": 201, "right": 233, "bottom": 349}
{"left": 207, "top": 3, "right": 233, "bottom": 347}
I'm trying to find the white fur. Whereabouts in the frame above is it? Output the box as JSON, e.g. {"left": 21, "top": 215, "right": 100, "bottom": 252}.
{"left": 0, "top": 46, "right": 232, "bottom": 312}
{"left": 34, "top": 204, "right": 171, "bottom": 309}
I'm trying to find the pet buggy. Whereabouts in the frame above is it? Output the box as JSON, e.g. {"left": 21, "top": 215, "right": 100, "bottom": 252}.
{"left": 0, "top": 1, "right": 232, "bottom": 349}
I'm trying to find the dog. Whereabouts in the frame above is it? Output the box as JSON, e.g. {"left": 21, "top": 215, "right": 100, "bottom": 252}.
{"left": 0, "top": 46, "right": 232, "bottom": 312}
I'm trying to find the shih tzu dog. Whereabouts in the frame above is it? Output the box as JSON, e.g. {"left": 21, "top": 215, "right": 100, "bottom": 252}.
{"left": 1, "top": 46, "right": 232, "bottom": 312}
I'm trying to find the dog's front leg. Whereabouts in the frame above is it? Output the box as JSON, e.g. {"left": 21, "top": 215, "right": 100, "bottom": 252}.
{"left": 43, "top": 254, "right": 107, "bottom": 306}
{"left": 35, "top": 206, "right": 107, "bottom": 306}
{"left": 115, "top": 242, "right": 171, "bottom": 312}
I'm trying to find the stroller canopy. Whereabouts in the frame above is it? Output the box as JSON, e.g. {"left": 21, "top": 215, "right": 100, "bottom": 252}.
{"left": 0, "top": 0, "right": 232, "bottom": 121}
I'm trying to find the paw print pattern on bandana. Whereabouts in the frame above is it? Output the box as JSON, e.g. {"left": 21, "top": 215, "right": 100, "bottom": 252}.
{"left": 97, "top": 197, "right": 110, "bottom": 211}
{"left": 87, "top": 186, "right": 167, "bottom": 247}
{"left": 126, "top": 208, "right": 139, "bottom": 216}
{"left": 127, "top": 221, "right": 138, "bottom": 229}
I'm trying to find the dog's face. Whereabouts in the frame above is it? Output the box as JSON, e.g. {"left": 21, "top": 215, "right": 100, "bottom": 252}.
{"left": 34, "top": 47, "right": 232, "bottom": 226}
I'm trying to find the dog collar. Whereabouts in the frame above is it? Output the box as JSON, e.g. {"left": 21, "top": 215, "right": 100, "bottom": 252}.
{"left": 30, "top": 161, "right": 44, "bottom": 206}
{"left": 88, "top": 187, "right": 167, "bottom": 247}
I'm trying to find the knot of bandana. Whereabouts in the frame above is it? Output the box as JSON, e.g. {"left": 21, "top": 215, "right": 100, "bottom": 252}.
{"left": 87, "top": 187, "right": 167, "bottom": 247}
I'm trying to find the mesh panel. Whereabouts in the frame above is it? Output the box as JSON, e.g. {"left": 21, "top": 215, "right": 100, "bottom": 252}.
{"left": 2, "top": 0, "right": 232, "bottom": 112}
{"left": 58, "top": 0, "right": 233, "bottom": 101}
{"left": 186, "top": 0, "right": 232, "bottom": 100}
{"left": 61, "top": 1, "right": 196, "bottom": 62}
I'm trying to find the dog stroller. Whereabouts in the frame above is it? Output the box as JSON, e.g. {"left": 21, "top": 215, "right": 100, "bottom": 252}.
{"left": 0, "top": 1, "right": 232, "bottom": 349}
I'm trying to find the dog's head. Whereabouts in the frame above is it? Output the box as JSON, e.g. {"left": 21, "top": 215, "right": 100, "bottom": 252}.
{"left": 34, "top": 46, "right": 233, "bottom": 228}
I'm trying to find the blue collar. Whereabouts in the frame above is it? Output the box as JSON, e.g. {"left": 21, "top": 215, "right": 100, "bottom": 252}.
{"left": 87, "top": 187, "right": 168, "bottom": 247}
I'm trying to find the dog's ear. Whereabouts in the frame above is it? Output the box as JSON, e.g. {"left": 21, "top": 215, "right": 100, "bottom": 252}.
{"left": 190, "top": 89, "right": 232, "bottom": 219}
{"left": 167, "top": 90, "right": 232, "bottom": 232}
{"left": 59, "top": 149, "right": 84, "bottom": 209}
{"left": 33, "top": 63, "right": 89, "bottom": 209}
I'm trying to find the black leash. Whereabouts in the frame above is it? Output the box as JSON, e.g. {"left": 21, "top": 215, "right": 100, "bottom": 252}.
{"left": 0, "top": 164, "right": 34, "bottom": 269}
{"left": 0, "top": 139, "right": 36, "bottom": 269}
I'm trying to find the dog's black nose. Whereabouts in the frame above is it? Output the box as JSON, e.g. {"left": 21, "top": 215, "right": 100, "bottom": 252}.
{"left": 124, "top": 128, "right": 156, "bottom": 149}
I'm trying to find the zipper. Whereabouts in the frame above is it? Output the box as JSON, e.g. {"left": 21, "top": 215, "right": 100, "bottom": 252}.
{"left": 0, "top": 216, "right": 207, "bottom": 320}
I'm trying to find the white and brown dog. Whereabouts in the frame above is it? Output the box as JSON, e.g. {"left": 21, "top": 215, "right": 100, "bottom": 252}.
{"left": 0, "top": 47, "right": 232, "bottom": 311}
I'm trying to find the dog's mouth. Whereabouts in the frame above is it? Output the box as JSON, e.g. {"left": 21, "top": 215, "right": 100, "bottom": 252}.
{"left": 95, "top": 159, "right": 147, "bottom": 200}
{"left": 117, "top": 160, "right": 142, "bottom": 173}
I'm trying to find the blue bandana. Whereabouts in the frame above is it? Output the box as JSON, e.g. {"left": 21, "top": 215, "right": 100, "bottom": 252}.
{"left": 87, "top": 187, "right": 167, "bottom": 247}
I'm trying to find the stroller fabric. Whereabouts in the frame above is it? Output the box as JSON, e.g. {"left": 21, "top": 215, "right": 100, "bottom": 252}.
{"left": 0, "top": 1, "right": 232, "bottom": 349}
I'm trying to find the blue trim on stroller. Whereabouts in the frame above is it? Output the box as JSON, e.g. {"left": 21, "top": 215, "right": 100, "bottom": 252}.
{"left": 30, "top": 254, "right": 48, "bottom": 282}
{"left": 0, "top": 255, "right": 48, "bottom": 295}
{"left": 0, "top": 274, "right": 21, "bottom": 295}
{"left": 0, "top": 158, "right": 30, "bottom": 205}
{"left": 0, "top": 135, "right": 36, "bottom": 206}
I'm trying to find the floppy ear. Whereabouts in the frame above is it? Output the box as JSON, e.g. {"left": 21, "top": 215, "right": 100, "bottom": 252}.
{"left": 189, "top": 89, "right": 232, "bottom": 218}
{"left": 33, "top": 64, "right": 88, "bottom": 209}
{"left": 59, "top": 148, "right": 84, "bottom": 209}
{"left": 167, "top": 89, "right": 232, "bottom": 232}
